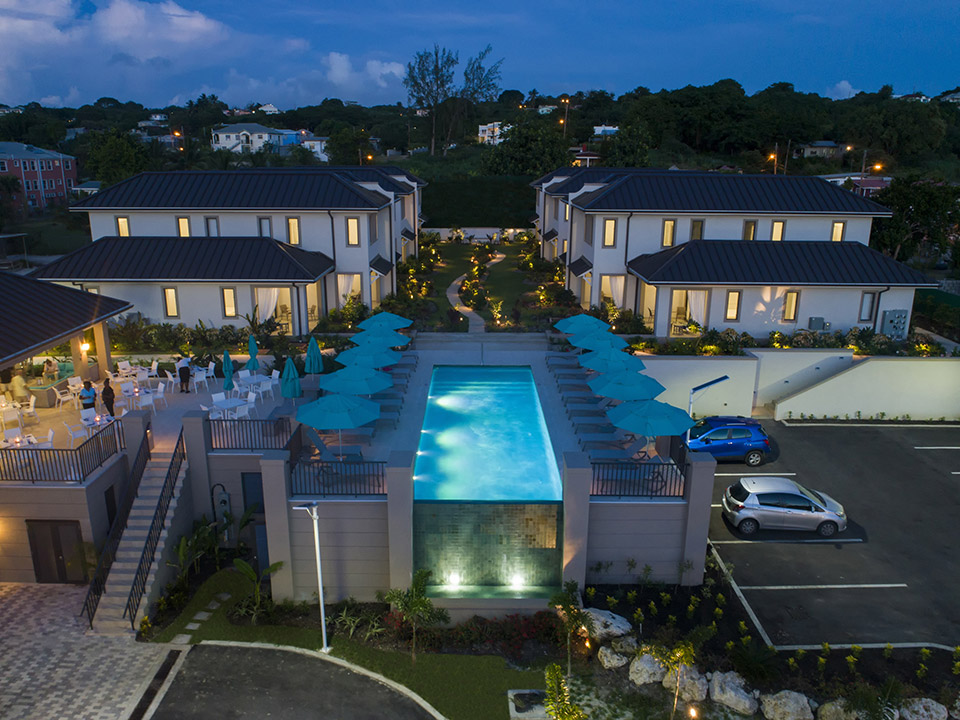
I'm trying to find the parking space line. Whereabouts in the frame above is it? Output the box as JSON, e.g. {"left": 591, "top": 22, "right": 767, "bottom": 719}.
{"left": 715, "top": 472, "right": 797, "bottom": 477}
{"left": 711, "top": 503, "right": 722, "bottom": 507}
{"left": 776, "top": 642, "right": 957, "bottom": 652}
{"left": 711, "top": 538, "right": 864, "bottom": 545}
{"left": 739, "top": 583, "right": 907, "bottom": 591}
{"left": 708, "top": 542, "right": 773, "bottom": 648}
{"left": 914, "top": 446, "right": 960, "bottom": 450}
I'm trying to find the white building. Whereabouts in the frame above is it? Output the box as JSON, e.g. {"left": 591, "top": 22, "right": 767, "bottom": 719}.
{"left": 593, "top": 125, "right": 619, "bottom": 137}
{"left": 537, "top": 105, "right": 557, "bottom": 115}
{"left": 36, "top": 167, "right": 425, "bottom": 332}
{"left": 258, "top": 103, "right": 280, "bottom": 115}
{"left": 533, "top": 167, "right": 933, "bottom": 338}
{"left": 211, "top": 124, "right": 295, "bottom": 153}
{"left": 300, "top": 135, "right": 330, "bottom": 161}
{"left": 477, "top": 122, "right": 510, "bottom": 145}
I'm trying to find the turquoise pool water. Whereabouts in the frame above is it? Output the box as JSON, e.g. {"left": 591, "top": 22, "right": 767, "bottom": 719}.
{"left": 413, "top": 366, "right": 562, "bottom": 501}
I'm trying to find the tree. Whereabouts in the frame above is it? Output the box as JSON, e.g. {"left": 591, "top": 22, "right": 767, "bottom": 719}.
{"left": 600, "top": 124, "right": 651, "bottom": 167}
{"left": 870, "top": 178, "right": 960, "bottom": 261}
{"left": 86, "top": 130, "right": 148, "bottom": 186}
{"left": 643, "top": 640, "right": 696, "bottom": 720}
{"left": 378, "top": 569, "right": 449, "bottom": 663}
{"left": 482, "top": 118, "right": 569, "bottom": 176}
{"left": 544, "top": 664, "right": 588, "bottom": 720}
{"left": 326, "top": 127, "right": 372, "bottom": 165}
{"left": 548, "top": 580, "right": 593, "bottom": 677}
{"left": 0, "top": 176, "right": 22, "bottom": 232}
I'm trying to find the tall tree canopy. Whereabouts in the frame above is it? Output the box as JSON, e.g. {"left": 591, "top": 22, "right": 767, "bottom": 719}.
{"left": 870, "top": 178, "right": 960, "bottom": 262}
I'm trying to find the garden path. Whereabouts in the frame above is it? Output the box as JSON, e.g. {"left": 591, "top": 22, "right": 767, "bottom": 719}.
{"left": 444, "top": 252, "right": 506, "bottom": 334}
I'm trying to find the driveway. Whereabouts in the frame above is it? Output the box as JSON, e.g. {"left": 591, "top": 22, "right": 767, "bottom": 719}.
{"left": 707, "top": 422, "right": 960, "bottom": 646}
{"left": 0, "top": 582, "right": 167, "bottom": 720}
{"left": 150, "top": 644, "right": 438, "bottom": 720}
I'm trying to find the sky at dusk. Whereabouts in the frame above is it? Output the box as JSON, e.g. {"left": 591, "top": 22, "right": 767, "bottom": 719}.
{"left": 1, "top": 0, "right": 958, "bottom": 110}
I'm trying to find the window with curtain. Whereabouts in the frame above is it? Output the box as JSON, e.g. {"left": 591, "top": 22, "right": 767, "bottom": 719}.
{"left": 221, "top": 287, "right": 237, "bottom": 318}
{"left": 603, "top": 219, "right": 616, "bottom": 248}
{"left": 346, "top": 217, "right": 360, "bottom": 246}
{"left": 662, "top": 219, "right": 676, "bottom": 247}
{"left": 205, "top": 217, "right": 220, "bottom": 237}
{"left": 771, "top": 220, "right": 785, "bottom": 242}
{"left": 725, "top": 290, "right": 741, "bottom": 321}
{"left": 743, "top": 220, "right": 757, "bottom": 241}
{"left": 783, "top": 290, "right": 799, "bottom": 322}
{"left": 286, "top": 217, "right": 300, "bottom": 245}
{"left": 116, "top": 216, "right": 130, "bottom": 237}
{"left": 687, "top": 290, "right": 707, "bottom": 326}
{"left": 258, "top": 216, "right": 272, "bottom": 238}
{"left": 859, "top": 291, "right": 877, "bottom": 322}
{"left": 176, "top": 217, "right": 190, "bottom": 237}
{"left": 831, "top": 222, "right": 845, "bottom": 242}
{"left": 600, "top": 275, "right": 626, "bottom": 307}
{"left": 255, "top": 287, "right": 280, "bottom": 322}
{"left": 337, "top": 273, "right": 362, "bottom": 307}
{"left": 691, "top": 219, "right": 704, "bottom": 241}
{"left": 162, "top": 287, "right": 179, "bottom": 318}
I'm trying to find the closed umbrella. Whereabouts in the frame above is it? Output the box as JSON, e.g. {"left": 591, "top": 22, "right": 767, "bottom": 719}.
{"left": 245, "top": 335, "right": 260, "bottom": 372}
{"left": 350, "top": 329, "right": 411, "bottom": 347}
{"left": 296, "top": 393, "right": 380, "bottom": 455}
{"left": 280, "top": 357, "right": 302, "bottom": 402}
{"left": 334, "top": 345, "right": 402, "bottom": 369}
{"left": 304, "top": 337, "right": 323, "bottom": 375}
{"left": 606, "top": 399, "right": 695, "bottom": 438}
{"left": 579, "top": 349, "right": 646, "bottom": 373}
{"left": 357, "top": 312, "right": 413, "bottom": 331}
{"left": 554, "top": 314, "right": 610, "bottom": 334}
{"left": 317, "top": 364, "right": 393, "bottom": 396}
{"left": 588, "top": 372, "right": 665, "bottom": 401}
{"left": 568, "top": 330, "right": 628, "bottom": 352}
{"left": 222, "top": 350, "right": 234, "bottom": 392}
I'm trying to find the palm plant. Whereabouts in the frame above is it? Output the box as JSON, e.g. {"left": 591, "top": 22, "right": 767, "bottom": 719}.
{"left": 378, "top": 569, "right": 449, "bottom": 663}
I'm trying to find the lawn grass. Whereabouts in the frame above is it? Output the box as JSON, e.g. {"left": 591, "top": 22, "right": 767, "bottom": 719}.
{"left": 151, "top": 569, "right": 546, "bottom": 720}
{"left": 421, "top": 243, "right": 476, "bottom": 328}
{"left": 477, "top": 244, "right": 530, "bottom": 325}
{"left": 11, "top": 216, "right": 91, "bottom": 256}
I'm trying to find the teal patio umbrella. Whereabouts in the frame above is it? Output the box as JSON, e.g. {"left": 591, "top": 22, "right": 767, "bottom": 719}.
{"left": 296, "top": 393, "right": 380, "bottom": 455}
{"left": 222, "top": 350, "right": 234, "bottom": 392}
{"left": 568, "top": 330, "right": 628, "bottom": 352}
{"left": 357, "top": 311, "right": 413, "bottom": 331}
{"left": 579, "top": 349, "right": 646, "bottom": 373}
{"left": 280, "top": 357, "right": 302, "bottom": 401}
{"left": 317, "top": 364, "right": 393, "bottom": 396}
{"left": 350, "top": 329, "right": 411, "bottom": 347}
{"left": 588, "top": 372, "right": 666, "bottom": 402}
{"left": 334, "top": 345, "right": 402, "bottom": 369}
{"left": 245, "top": 335, "right": 260, "bottom": 372}
{"left": 554, "top": 314, "right": 610, "bottom": 334}
{"left": 606, "top": 399, "right": 695, "bottom": 438}
{"left": 304, "top": 337, "right": 323, "bottom": 375}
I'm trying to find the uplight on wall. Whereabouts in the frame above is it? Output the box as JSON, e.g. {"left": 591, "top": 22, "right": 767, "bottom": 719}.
{"left": 510, "top": 573, "right": 524, "bottom": 590}
{"left": 448, "top": 572, "right": 461, "bottom": 589}
{"left": 80, "top": 342, "right": 90, "bottom": 352}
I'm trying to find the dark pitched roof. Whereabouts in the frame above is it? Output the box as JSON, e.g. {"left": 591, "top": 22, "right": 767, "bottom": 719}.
{"left": 32, "top": 237, "right": 334, "bottom": 282}
{"left": 400, "top": 227, "right": 415, "bottom": 240}
{"left": 321, "top": 166, "right": 416, "bottom": 195}
{"left": 571, "top": 172, "right": 890, "bottom": 215}
{"left": 71, "top": 170, "right": 392, "bottom": 211}
{"left": 369, "top": 255, "right": 393, "bottom": 276}
{"left": 0, "top": 272, "right": 131, "bottom": 367}
{"left": 542, "top": 228, "right": 558, "bottom": 241}
{"left": 569, "top": 256, "right": 593, "bottom": 277}
{"left": 627, "top": 241, "right": 935, "bottom": 287}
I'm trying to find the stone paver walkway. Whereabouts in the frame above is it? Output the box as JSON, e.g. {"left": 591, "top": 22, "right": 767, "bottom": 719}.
{"left": 444, "top": 252, "right": 507, "bottom": 333}
{"left": 169, "top": 593, "right": 231, "bottom": 645}
{"left": 0, "top": 582, "right": 167, "bottom": 720}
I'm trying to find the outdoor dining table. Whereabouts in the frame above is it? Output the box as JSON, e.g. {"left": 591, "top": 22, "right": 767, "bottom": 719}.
{"left": 0, "top": 433, "right": 37, "bottom": 449}
{"left": 213, "top": 397, "right": 246, "bottom": 414}
{"left": 81, "top": 414, "right": 115, "bottom": 434}
{"left": 122, "top": 386, "right": 152, "bottom": 409}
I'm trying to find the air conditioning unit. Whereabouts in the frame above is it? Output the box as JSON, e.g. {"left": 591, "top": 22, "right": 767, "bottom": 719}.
{"left": 808, "top": 317, "right": 831, "bottom": 331}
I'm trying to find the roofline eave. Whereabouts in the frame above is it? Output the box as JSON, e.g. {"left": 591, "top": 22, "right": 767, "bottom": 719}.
{"left": 573, "top": 206, "right": 893, "bottom": 217}
{"left": 71, "top": 204, "right": 390, "bottom": 212}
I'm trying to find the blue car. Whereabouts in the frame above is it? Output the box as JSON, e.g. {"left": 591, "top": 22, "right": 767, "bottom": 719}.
{"left": 687, "top": 416, "right": 770, "bottom": 467}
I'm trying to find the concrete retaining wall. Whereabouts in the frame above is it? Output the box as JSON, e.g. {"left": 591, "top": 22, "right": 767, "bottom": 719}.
{"left": 748, "top": 348, "right": 855, "bottom": 407}
{"left": 637, "top": 356, "right": 758, "bottom": 418}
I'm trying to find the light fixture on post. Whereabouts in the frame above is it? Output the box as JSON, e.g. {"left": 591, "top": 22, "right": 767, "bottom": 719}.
{"left": 294, "top": 501, "right": 331, "bottom": 653}
{"left": 80, "top": 342, "right": 90, "bottom": 352}
{"left": 686, "top": 375, "right": 730, "bottom": 443}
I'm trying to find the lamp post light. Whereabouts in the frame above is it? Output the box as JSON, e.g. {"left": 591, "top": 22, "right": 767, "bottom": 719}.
{"left": 295, "top": 502, "right": 331, "bottom": 653}
{"left": 561, "top": 97, "right": 570, "bottom": 138}
{"left": 687, "top": 375, "right": 730, "bottom": 443}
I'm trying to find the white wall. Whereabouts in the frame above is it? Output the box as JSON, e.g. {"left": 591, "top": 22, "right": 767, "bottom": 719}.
{"left": 775, "top": 358, "right": 960, "bottom": 420}
{"left": 748, "top": 348, "right": 855, "bottom": 406}
{"left": 637, "top": 355, "right": 758, "bottom": 418}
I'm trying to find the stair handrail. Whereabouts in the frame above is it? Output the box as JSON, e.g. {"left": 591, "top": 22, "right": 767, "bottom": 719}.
{"left": 124, "top": 430, "right": 186, "bottom": 630}
{"left": 80, "top": 432, "right": 151, "bottom": 627}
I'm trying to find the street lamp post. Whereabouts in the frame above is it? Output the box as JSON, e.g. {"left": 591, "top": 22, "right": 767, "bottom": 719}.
{"left": 561, "top": 97, "right": 569, "bottom": 138}
{"left": 687, "top": 375, "right": 730, "bottom": 443}
{"left": 295, "top": 502, "right": 331, "bottom": 653}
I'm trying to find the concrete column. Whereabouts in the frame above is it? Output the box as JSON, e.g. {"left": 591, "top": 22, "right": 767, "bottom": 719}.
{"left": 260, "top": 450, "right": 293, "bottom": 600}
{"left": 562, "top": 451, "right": 592, "bottom": 589}
{"left": 680, "top": 450, "right": 717, "bottom": 586}
{"left": 181, "top": 412, "right": 213, "bottom": 522}
{"left": 70, "top": 335, "right": 89, "bottom": 381}
{"left": 92, "top": 322, "right": 113, "bottom": 381}
{"left": 120, "top": 410, "right": 150, "bottom": 461}
{"left": 386, "top": 450, "right": 414, "bottom": 590}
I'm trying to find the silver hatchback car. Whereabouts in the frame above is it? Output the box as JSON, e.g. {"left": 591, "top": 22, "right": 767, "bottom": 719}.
{"left": 722, "top": 476, "right": 847, "bottom": 537}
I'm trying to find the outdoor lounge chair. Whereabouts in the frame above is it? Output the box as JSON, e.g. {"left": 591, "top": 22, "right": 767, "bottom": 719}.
{"left": 303, "top": 426, "right": 363, "bottom": 462}
{"left": 589, "top": 438, "right": 650, "bottom": 461}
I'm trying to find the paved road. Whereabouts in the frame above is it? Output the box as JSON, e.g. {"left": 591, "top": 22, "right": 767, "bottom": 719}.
{"left": 708, "top": 423, "right": 960, "bottom": 646}
{"left": 151, "top": 644, "right": 437, "bottom": 720}
{"left": 0, "top": 582, "right": 167, "bottom": 720}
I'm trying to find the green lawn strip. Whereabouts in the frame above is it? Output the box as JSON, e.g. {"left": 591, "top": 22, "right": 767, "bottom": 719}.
{"left": 155, "top": 569, "right": 544, "bottom": 720}
{"left": 477, "top": 245, "right": 530, "bottom": 325}
{"left": 424, "top": 243, "right": 476, "bottom": 322}
{"left": 12, "top": 218, "right": 91, "bottom": 255}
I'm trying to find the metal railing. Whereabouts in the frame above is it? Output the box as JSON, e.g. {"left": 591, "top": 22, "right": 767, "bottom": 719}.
{"left": 291, "top": 459, "right": 386, "bottom": 496}
{"left": 0, "top": 422, "right": 121, "bottom": 483}
{"left": 210, "top": 417, "right": 292, "bottom": 450}
{"left": 124, "top": 430, "right": 186, "bottom": 630}
{"left": 590, "top": 458, "right": 686, "bottom": 498}
{"left": 80, "top": 432, "right": 151, "bottom": 627}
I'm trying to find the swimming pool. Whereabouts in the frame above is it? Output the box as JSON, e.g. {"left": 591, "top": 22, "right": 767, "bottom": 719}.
{"left": 413, "top": 366, "right": 562, "bottom": 502}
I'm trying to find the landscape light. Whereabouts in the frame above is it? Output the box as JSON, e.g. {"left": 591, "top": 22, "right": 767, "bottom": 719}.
{"left": 448, "top": 572, "right": 461, "bottom": 589}
{"left": 510, "top": 573, "right": 524, "bottom": 590}
{"left": 80, "top": 342, "right": 90, "bottom": 352}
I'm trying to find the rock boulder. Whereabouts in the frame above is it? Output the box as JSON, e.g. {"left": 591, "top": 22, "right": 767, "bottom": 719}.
{"left": 663, "top": 664, "right": 708, "bottom": 703}
{"left": 598, "top": 646, "right": 630, "bottom": 670}
{"left": 629, "top": 654, "right": 667, "bottom": 686}
{"left": 611, "top": 635, "right": 639, "bottom": 655}
{"left": 581, "top": 608, "right": 632, "bottom": 642}
{"left": 817, "top": 700, "right": 857, "bottom": 720}
{"left": 710, "top": 671, "right": 758, "bottom": 715}
{"left": 761, "top": 690, "right": 814, "bottom": 720}
{"left": 901, "top": 699, "right": 948, "bottom": 720}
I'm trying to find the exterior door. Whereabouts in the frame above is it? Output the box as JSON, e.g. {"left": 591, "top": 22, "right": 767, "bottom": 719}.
{"left": 26, "top": 520, "right": 86, "bottom": 583}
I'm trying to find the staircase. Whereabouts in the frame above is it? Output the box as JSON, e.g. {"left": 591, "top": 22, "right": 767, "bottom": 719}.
{"left": 91, "top": 452, "right": 185, "bottom": 635}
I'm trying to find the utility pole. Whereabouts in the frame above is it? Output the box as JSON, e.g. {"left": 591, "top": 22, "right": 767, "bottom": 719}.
{"left": 783, "top": 139, "right": 791, "bottom": 175}
{"left": 561, "top": 97, "right": 569, "bottom": 139}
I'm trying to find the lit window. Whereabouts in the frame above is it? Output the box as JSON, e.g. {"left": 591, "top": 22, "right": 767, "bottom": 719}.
{"left": 725, "top": 290, "right": 741, "bottom": 321}
{"left": 859, "top": 291, "right": 876, "bottom": 322}
{"left": 603, "top": 219, "right": 616, "bottom": 248}
{"left": 258, "top": 216, "right": 272, "bottom": 238}
{"left": 116, "top": 217, "right": 130, "bottom": 237}
{"left": 743, "top": 220, "right": 757, "bottom": 241}
{"left": 347, "top": 217, "right": 360, "bottom": 246}
{"left": 662, "top": 219, "right": 676, "bottom": 247}
{"left": 691, "top": 219, "right": 704, "bottom": 241}
{"left": 163, "top": 287, "right": 179, "bottom": 318}
{"left": 564, "top": 203, "right": 570, "bottom": 221}
{"left": 87, "top": 286, "right": 100, "bottom": 295}
{"left": 287, "top": 217, "right": 300, "bottom": 245}
{"left": 771, "top": 220, "right": 785, "bottom": 242}
{"left": 205, "top": 217, "right": 220, "bottom": 236}
{"left": 783, "top": 290, "right": 799, "bottom": 322}
{"left": 176, "top": 217, "right": 190, "bottom": 237}
{"left": 222, "top": 287, "right": 237, "bottom": 317}
{"left": 831, "top": 221, "right": 845, "bottom": 242}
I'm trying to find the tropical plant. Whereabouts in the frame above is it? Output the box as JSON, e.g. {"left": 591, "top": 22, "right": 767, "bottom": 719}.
{"left": 548, "top": 580, "right": 593, "bottom": 678}
{"left": 644, "top": 640, "right": 696, "bottom": 720}
{"left": 377, "top": 569, "right": 449, "bottom": 663}
{"left": 543, "top": 663, "right": 588, "bottom": 720}
{"left": 232, "top": 558, "right": 284, "bottom": 625}
{"left": 166, "top": 534, "right": 204, "bottom": 590}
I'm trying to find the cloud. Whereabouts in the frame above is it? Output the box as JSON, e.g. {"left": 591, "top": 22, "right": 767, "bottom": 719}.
{"left": 826, "top": 80, "right": 859, "bottom": 99}
{"left": 322, "top": 52, "right": 404, "bottom": 92}
{"left": 282, "top": 37, "right": 310, "bottom": 53}
{"left": 366, "top": 60, "right": 404, "bottom": 88}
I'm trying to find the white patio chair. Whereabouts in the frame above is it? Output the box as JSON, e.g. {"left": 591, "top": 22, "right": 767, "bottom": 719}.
{"left": 35, "top": 428, "right": 55, "bottom": 448}
{"left": 21, "top": 395, "right": 39, "bottom": 425}
{"left": 191, "top": 371, "right": 208, "bottom": 393}
{"left": 120, "top": 381, "right": 134, "bottom": 396}
{"left": 117, "top": 360, "right": 132, "bottom": 374}
{"left": 154, "top": 381, "right": 168, "bottom": 408}
{"left": 230, "top": 403, "right": 250, "bottom": 420}
{"left": 138, "top": 391, "right": 155, "bottom": 414}
{"left": 135, "top": 369, "right": 150, "bottom": 387}
{"left": 79, "top": 407, "right": 97, "bottom": 423}
{"left": 62, "top": 421, "right": 86, "bottom": 448}
{"left": 270, "top": 369, "right": 281, "bottom": 388}
{"left": 237, "top": 369, "right": 250, "bottom": 379}
{"left": 200, "top": 403, "right": 223, "bottom": 420}
{"left": 254, "top": 378, "right": 273, "bottom": 402}
{"left": 51, "top": 386, "right": 73, "bottom": 411}
{"left": 211, "top": 392, "right": 226, "bottom": 404}
{"left": 245, "top": 392, "right": 258, "bottom": 418}
{"left": 206, "top": 362, "right": 216, "bottom": 379}
{"left": 146, "top": 360, "right": 160, "bottom": 380}
{"left": 164, "top": 369, "right": 177, "bottom": 386}
{"left": 1, "top": 407, "right": 21, "bottom": 432}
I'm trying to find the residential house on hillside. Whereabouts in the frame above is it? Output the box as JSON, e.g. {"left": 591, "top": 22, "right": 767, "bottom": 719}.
{"left": 0, "top": 142, "right": 78, "bottom": 215}
{"left": 258, "top": 103, "right": 280, "bottom": 115}
{"left": 478, "top": 122, "right": 510, "bottom": 145}
{"left": 593, "top": 125, "right": 619, "bottom": 137}
{"left": 34, "top": 167, "right": 424, "bottom": 332}
{"left": 533, "top": 167, "right": 933, "bottom": 338}
{"left": 795, "top": 141, "right": 844, "bottom": 159}
{"left": 211, "top": 124, "right": 300, "bottom": 153}
{"left": 300, "top": 134, "right": 330, "bottom": 161}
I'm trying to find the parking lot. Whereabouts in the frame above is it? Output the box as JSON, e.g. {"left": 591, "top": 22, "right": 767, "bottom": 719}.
{"left": 707, "top": 421, "right": 960, "bottom": 648}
